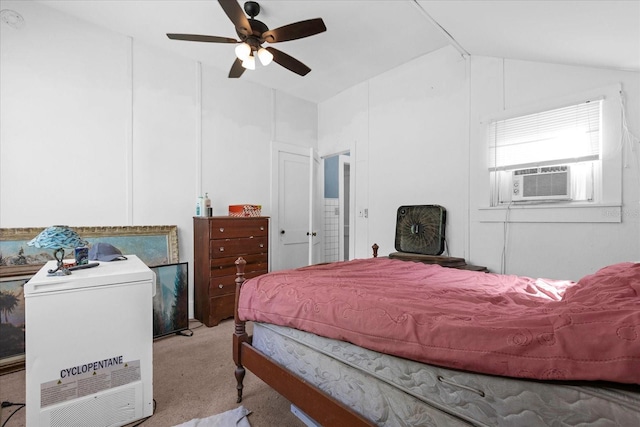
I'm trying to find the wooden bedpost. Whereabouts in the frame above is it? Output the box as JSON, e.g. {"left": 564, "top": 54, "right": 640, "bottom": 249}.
{"left": 372, "top": 243, "right": 379, "bottom": 258}
{"left": 233, "top": 257, "right": 248, "bottom": 403}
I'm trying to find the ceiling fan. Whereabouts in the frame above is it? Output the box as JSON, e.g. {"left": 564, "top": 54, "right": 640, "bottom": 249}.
{"left": 167, "top": 0, "right": 326, "bottom": 78}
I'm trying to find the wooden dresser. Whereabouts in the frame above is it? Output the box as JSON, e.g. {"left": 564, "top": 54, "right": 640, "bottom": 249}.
{"left": 193, "top": 216, "right": 269, "bottom": 327}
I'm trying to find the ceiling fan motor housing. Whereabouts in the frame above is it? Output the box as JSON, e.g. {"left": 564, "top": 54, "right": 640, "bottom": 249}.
{"left": 237, "top": 18, "right": 268, "bottom": 46}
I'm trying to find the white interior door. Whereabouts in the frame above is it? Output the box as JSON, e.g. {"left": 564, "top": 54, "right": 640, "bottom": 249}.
{"left": 272, "top": 143, "right": 320, "bottom": 270}
{"left": 310, "top": 150, "right": 322, "bottom": 265}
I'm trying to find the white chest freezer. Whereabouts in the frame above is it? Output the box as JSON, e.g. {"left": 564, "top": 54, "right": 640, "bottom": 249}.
{"left": 25, "top": 255, "right": 155, "bottom": 427}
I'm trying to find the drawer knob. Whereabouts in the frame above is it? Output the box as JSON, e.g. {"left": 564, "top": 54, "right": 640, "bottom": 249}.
{"left": 260, "top": 226, "right": 264, "bottom": 231}
{"left": 218, "top": 284, "right": 224, "bottom": 289}
{"left": 219, "top": 247, "right": 225, "bottom": 252}
{"left": 259, "top": 243, "right": 264, "bottom": 248}
{"left": 219, "top": 228, "right": 224, "bottom": 232}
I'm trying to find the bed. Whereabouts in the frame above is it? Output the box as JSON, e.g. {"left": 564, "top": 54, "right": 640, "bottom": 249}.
{"left": 232, "top": 248, "right": 640, "bottom": 426}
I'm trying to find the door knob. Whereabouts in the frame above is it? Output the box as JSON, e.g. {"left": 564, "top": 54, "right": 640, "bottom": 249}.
{"left": 280, "top": 229, "right": 286, "bottom": 234}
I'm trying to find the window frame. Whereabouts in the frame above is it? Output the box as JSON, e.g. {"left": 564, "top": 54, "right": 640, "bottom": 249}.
{"left": 478, "top": 83, "right": 622, "bottom": 223}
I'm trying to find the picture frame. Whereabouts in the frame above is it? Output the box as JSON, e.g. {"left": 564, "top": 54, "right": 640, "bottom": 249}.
{"left": 0, "top": 275, "right": 29, "bottom": 375}
{"left": 152, "top": 262, "right": 189, "bottom": 339}
{"left": 0, "top": 225, "right": 179, "bottom": 278}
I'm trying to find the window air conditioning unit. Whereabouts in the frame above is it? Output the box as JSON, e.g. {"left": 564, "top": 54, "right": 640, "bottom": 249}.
{"left": 512, "top": 166, "right": 571, "bottom": 201}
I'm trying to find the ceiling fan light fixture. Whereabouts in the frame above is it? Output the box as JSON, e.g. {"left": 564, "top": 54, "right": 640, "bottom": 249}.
{"left": 257, "top": 47, "right": 273, "bottom": 66}
{"left": 167, "top": 1, "right": 326, "bottom": 78}
{"left": 241, "top": 53, "right": 256, "bottom": 70}
{"left": 235, "top": 42, "right": 251, "bottom": 60}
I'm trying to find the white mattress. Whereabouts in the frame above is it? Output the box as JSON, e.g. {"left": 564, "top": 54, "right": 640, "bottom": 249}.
{"left": 252, "top": 322, "right": 640, "bottom": 427}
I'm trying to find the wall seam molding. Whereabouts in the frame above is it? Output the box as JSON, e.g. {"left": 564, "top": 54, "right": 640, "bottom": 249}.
{"left": 464, "top": 56, "right": 472, "bottom": 262}
{"left": 196, "top": 61, "right": 202, "bottom": 200}
{"left": 125, "top": 36, "right": 134, "bottom": 225}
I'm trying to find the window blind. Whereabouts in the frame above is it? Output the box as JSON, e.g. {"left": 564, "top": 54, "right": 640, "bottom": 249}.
{"left": 488, "top": 99, "right": 602, "bottom": 171}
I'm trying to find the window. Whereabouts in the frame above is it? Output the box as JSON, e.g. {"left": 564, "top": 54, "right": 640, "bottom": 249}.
{"left": 479, "top": 84, "right": 624, "bottom": 224}
{"left": 488, "top": 99, "right": 602, "bottom": 206}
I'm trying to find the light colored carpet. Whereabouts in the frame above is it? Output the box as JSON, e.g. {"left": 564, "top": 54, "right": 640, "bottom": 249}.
{"left": 0, "top": 319, "right": 304, "bottom": 427}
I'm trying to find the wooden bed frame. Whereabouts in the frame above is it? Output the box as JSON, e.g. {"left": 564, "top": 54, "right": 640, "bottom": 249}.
{"left": 232, "top": 246, "right": 382, "bottom": 426}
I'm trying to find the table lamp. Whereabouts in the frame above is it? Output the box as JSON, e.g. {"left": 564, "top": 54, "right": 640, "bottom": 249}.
{"left": 27, "top": 225, "right": 88, "bottom": 275}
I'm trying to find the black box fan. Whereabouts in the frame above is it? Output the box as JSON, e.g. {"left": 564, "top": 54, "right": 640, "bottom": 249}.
{"left": 394, "top": 205, "right": 446, "bottom": 255}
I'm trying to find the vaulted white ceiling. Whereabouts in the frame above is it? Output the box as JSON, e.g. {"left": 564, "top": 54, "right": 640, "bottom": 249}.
{"left": 29, "top": 0, "right": 640, "bottom": 103}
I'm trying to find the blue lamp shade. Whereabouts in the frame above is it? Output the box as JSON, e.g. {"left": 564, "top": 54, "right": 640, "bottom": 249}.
{"left": 28, "top": 225, "right": 88, "bottom": 275}
{"left": 28, "top": 225, "right": 87, "bottom": 249}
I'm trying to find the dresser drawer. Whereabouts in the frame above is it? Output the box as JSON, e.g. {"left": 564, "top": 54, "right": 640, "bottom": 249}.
{"left": 207, "top": 294, "right": 235, "bottom": 326}
{"left": 209, "top": 218, "right": 268, "bottom": 239}
{"left": 208, "top": 270, "right": 266, "bottom": 297}
{"left": 210, "top": 236, "right": 267, "bottom": 256}
{"left": 210, "top": 253, "right": 268, "bottom": 277}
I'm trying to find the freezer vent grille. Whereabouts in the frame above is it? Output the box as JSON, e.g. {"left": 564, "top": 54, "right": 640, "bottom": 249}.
{"left": 48, "top": 386, "right": 137, "bottom": 427}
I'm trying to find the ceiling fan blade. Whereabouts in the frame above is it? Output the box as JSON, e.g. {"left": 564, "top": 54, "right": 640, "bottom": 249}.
{"left": 167, "top": 33, "right": 238, "bottom": 43}
{"left": 262, "top": 18, "right": 326, "bottom": 43}
{"left": 228, "top": 58, "right": 246, "bottom": 78}
{"left": 266, "top": 47, "right": 311, "bottom": 76}
{"left": 218, "top": 0, "right": 252, "bottom": 37}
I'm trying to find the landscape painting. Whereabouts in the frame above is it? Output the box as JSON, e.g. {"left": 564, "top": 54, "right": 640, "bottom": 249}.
{"left": 0, "top": 225, "right": 179, "bottom": 277}
{"left": 0, "top": 275, "right": 28, "bottom": 374}
{"left": 152, "top": 262, "right": 189, "bottom": 338}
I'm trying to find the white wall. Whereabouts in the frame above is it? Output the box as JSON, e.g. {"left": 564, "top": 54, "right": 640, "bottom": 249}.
{"left": 0, "top": 0, "right": 131, "bottom": 226}
{"left": 320, "top": 46, "right": 470, "bottom": 260}
{"left": 319, "top": 47, "right": 640, "bottom": 281}
{"left": 0, "top": 0, "right": 317, "bottom": 316}
{"left": 368, "top": 47, "right": 469, "bottom": 260}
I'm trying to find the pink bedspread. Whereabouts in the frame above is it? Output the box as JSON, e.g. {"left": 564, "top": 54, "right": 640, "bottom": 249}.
{"left": 238, "top": 258, "right": 640, "bottom": 384}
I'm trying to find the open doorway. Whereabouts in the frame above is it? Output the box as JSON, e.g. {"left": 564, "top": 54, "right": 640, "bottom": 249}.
{"left": 323, "top": 152, "right": 351, "bottom": 262}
